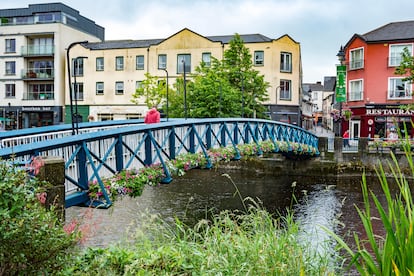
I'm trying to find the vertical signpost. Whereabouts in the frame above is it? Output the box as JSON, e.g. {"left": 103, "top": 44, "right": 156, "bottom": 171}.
{"left": 336, "top": 64, "right": 346, "bottom": 136}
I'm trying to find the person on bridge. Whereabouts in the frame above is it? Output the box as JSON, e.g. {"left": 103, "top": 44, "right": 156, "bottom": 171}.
{"left": 343, "top": 129, "right": 350, "bottom": 147}
{"left": 144, "top": 106, "right": 160, "bottom": 124}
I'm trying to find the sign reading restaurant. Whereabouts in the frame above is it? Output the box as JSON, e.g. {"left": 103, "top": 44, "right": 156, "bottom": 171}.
{"left": 366, "top": 108, "right": 414, "bottom": 116}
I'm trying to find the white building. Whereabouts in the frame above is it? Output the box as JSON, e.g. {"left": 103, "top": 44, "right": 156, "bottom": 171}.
{"left": 0, "top": 3, "right": 104, "bottom": 129}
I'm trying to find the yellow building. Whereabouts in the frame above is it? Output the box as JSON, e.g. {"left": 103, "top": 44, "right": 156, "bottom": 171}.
{"left": 69, "top": 28, "right": 303, "bottom": 124}
{"left": 0, "top": 3, "right": 104, "bottom": 129}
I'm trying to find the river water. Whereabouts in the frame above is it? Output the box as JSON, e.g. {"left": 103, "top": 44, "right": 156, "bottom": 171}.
{"left": 66, "top": 165, "right": 390, "bottom": 264}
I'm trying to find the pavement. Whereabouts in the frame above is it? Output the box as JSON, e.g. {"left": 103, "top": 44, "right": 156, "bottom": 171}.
{"left": 308, "top": 126, "right": 335, "bottom": 138}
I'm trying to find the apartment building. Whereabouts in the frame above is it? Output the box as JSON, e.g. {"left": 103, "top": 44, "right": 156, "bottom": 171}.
{"left": 0, "top": 3, "right": 104, "bottom": 129}
{"left": 341, "top": 21, "right": 414, "bottom": 138}
{"left": 69, "top": 28, "right": 303, "bottom": 124}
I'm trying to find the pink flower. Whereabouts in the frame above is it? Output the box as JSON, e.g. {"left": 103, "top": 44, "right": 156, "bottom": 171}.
{"left": 36, "top": 192, "right": 47, "bottom": 204}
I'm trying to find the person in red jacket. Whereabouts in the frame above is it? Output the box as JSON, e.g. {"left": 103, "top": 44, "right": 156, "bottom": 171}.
{"left": 144, "top": 106, "right": 160, "bottom": 124}
{"left": 343, "top": 129, "right": 350, "bottom": 147}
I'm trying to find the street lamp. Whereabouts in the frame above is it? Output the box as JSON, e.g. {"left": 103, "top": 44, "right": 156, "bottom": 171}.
{"left": 273, "top": 85, "right": 283, "bottom": 121}
{"left": 336, "top": 45, "right": 346, "bottom": 137}
{"left": 160, "top": 68, "right": 169, "bottom": 121}
{"left": 73, "top": 56, "right": 88, "bottom": 134}
{"left": 66, "top": 40, "right": 88, "bottom": 135}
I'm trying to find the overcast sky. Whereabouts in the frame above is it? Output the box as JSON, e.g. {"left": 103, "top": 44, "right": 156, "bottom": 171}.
{"left": 6, "top": 0, "right": 414, "bottom": 83}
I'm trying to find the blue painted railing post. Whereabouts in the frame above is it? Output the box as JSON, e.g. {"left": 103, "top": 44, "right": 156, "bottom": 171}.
{"left": 169, "top": 127, "right": 176, "bottom": 160}
{"left": 144, "top": 131, "right": 152, "bottom": 165}
{"left": 77, "top": 143, "right": 89, "bottom": 190}
{"left": 220, "top": 123, "right": 226, "bottom": 146}
{"left": 206, "top": 124, "right": 212, "bottom": 149}
{"left": 189, "top": 125, "right": 195, "bottom": 153}
{"left": 115, "top": 134, "right": 124, "bottom": 172}
{"left": 244, "top": 123, "right": 250, "bottom": 144}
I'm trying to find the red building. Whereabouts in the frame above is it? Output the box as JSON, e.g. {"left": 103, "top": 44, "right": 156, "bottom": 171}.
{"left": 342, "top": 21, "right": 414, "bottom": 139}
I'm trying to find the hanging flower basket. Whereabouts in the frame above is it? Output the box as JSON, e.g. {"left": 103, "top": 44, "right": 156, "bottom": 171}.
{"left": 343, "top": 109, "right": 353, "bottom": 121}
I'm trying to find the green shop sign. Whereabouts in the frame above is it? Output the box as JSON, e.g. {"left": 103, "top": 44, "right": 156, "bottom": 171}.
{"left": 336, "top": 65, "right": 346, "bottom": 103}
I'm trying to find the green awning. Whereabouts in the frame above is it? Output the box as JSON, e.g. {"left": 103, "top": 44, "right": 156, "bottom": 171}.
{"left": 0, "top": 117, "right": 12, "bottom": 122}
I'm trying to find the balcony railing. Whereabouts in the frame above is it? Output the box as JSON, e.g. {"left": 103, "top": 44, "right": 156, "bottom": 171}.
{"left": 21, "top": 45, "right": 54, "bottom": 56}
{"left": 21, "top": 68, "right": 54, "bottom": 80}
{"left": 23, "top": 91, "right": 55, "bottom": 101}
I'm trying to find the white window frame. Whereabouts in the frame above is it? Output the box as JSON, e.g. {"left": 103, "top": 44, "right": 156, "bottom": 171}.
{"left": 388, "top": 77, "right": 412, "bottom": 100}
{"left": 96, "top": 57, "right": 104, "bottom": 71}
{"left": 96, "top": 82, "right": 104, "bottom": 95}
{"left": 136, "top": 55, "right": 144, "bottom": 70}
{"left": 389, "top": 43, "right": 413, "bottom": 67}
{"left": 5, "top": 83, "right": 15, "bottom": 98}
{"left": 158, "top": 54, "right": 167, "bottom": 69}
{"left": 5, "top": 38, "right": 16, "bottom": 53}
{"left": 254, "top": 51, "right": 264, "bottom": 66}
{"left": 5, "top": 61, "right": 15, "bottom": 75}
{"left": 349, "top": 47, "right": 364, "bottom": 70}
{"left": 115, "top": 81, "right": 124, "bottom": 95}
{"left": 279, "top": 80, "right": 292, "bottom": 100}
{"left": 202, "top": 52, "right": 211, "bottom": 67}
{"left": 115, "top": 56, "right": 124, "bottom": 71}
{"left": 177, "top": 54, "right": 191, "bottom": 74}
{"left": 349, "top": 79, "right": 363, "bottom": 101}
{"left": 280, "top": 52, "right": 292, "bottom": 72}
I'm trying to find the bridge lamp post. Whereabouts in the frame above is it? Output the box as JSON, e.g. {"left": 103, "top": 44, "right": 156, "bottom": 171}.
{"left": 273, "top": 85, "right": 283, "bottom": 121}
{"left": 215, "top": 80, "right": 222, "bottom": 117}
{"left": 66, "top": 40, "right": 88, "bottom": 135}
{"left": 73, "top": 56, "right": 88, "bottom": 134}
{"left": 159, "top": 68, "right": 169, "bottom": 121}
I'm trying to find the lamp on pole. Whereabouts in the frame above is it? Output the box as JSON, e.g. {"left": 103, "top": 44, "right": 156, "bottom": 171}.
{"left": 182, "top": 60, "right": 187, "bottom": 119}
{"left": 73, "top": 56, "right": 88, "bottom": 134}
{"left": 273, "top": 85, "right": 283, "bottom": 121}
{"left": 66, "top": 40, "right": 88, "bottom": 135}
{"left": 241, "top": 75, "right": 244, "bottom": 118}
{"left": 160, "top": 68, "right": 169, "bottom": 121}
{"left": 336, "top": 45, "right": 346, "bottom": 137}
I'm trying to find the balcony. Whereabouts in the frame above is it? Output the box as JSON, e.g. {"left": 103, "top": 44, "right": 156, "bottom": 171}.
{"left": 21, "top": 45, "right": 54, "bottom": 57}
{"left": 22, "top": 68, "right": 54, "bottom": 80}
{"left": 23, "top": 91, "right": 55, "bottom": 101}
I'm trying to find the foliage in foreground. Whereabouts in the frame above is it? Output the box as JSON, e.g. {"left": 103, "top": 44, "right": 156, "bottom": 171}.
{"left": 62, "top": 198, "right": 337, "bottom": 275}
{"left": 0, "top": 161, "right": 78, "bottom": 275}
{"left": 326, "top": 124, "right": 414, "bottom": 275}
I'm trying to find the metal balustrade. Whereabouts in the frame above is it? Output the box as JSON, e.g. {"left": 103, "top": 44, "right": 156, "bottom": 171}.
{"left": 0, "top": 118, "right": 319, "bottom": 208}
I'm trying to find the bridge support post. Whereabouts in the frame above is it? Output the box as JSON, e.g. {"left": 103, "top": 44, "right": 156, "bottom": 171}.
{"left": 318, "top": 137, "right": 328, "bottom": 158}
{"left": 36, "top": 156, "right": 65, "bottom": 221}
{"left": 334, "top": 137, "right": 343, "bottom": 162}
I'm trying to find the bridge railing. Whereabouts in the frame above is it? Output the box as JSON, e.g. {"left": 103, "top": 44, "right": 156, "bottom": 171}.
{"left": 0, "top": 118, "right": 319, "bottom": 207}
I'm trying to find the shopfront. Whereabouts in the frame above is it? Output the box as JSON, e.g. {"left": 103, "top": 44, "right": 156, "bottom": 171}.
{"left": 21, "top": 106, "right": 62, "bottom": 128}
{"left": 349, "top": 105, "right": 414, "bottom": 139}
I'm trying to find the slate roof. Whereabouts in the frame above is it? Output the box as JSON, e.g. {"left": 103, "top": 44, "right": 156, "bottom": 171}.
{"left": 302, "top": 82, "right": 324, "bottom": 93}
{"left": 360, "top": 20, "right": 414, "bottom": 43}
{"left": 84, "top": 31, "right": 273, "bottom": 50}
{"left": 323, "top": 76, "right": 336, "bottom": 92}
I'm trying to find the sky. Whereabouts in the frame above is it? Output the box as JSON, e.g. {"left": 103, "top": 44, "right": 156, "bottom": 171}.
{"left": 5, "top": 0, "right": 414, "bottom": 83}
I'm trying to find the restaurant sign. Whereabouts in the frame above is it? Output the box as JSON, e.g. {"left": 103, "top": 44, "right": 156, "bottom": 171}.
{"left": 366, "top": 108, "right": 414, "bottom": 116}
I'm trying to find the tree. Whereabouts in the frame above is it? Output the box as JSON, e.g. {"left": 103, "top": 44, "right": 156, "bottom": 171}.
{"left": 395, "top": 47, "right": 414, "bottom": 110}
{"left": 223, "top": 33, "right": 269, "bottom": 118}
{"left": 131, "top": 73, "right": 165, "bottom": 108}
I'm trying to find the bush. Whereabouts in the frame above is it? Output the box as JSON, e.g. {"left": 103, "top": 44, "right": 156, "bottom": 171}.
{"left": 0, "top": 161, "right": 78, "bottom": 275}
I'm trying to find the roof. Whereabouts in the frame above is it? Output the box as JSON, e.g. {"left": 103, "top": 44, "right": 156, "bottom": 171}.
{"left": 323, "top": 76, "right": 336, "bottom": 92}
{"left": 346, "top": 21, "right": 414, "bottom": 46}
{"left": 84, "top": 30, "right": 274, "bottom": 50}
{"left": 302, "top": 82, "right": 324, "bottom": 93}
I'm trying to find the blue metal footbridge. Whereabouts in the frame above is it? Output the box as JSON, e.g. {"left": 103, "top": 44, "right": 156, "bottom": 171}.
{"left": 0, "top": 118, "right": 319, "bottom": 208}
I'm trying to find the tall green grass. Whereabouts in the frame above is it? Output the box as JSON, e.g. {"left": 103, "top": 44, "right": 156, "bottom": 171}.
{"left": 325, "top": 123, "right": 414, "bottom": 275}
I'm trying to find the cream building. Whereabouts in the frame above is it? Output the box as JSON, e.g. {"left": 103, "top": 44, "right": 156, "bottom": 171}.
{"left": 0, "top": 3, "right": 103, "bottom": 129}
{"left": 70, "top": 28, "right": 303, "bottom": 124}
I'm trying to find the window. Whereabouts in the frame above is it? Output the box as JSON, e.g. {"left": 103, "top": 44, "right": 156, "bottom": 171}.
{"left": 73, "top": 83, "right": 84, "bottom": 100}
{"left": 350, "top": 48, "right": 364, "bottom": 69}
{"left": 98, "top": 114, "right": 114, "bottom": 121}
{"left": 389, "top": 44, "right": 413, "bottom": 67}
{"left": 5, "top": 39, "right": 16, "bottom": 53}
{"left": 388, "top": 78, "right": 411, "bottom": 99}
{"left": 136, "top": 55, "right": 144, "bottom": 70}
{"left": 96, "top": 57, "right": 104, "bottom": 71}
{"left": 280, "top": 52, "right": 292, "bottom": 72}
{"left": 115, "top": 81, "right": 124, "bottom": 95}
{"left": 158, "top": 54, "right": 166, "bottom": 69}
{"left": 136, "top": 81, "right": 143, "bottom": 90}
{"left": 254, "top": 51, "right": 264, "bottom": 66}
{"left": 73, "top": 58, "right": 84, "bottom": 76}
{"left": 202, "top": 52, "right": 211, "bottom": 67}
{"left": 115, "top": 56, "right": 124, "bottom": 70}
{"left": 279, "top": 80, "right": 291, "bottom": 100}
{"left": 5, "top": 84, "right": 15, "bottom": 98}
{"left": 349, "top": 79, "right": 363, "bottom": 101}
{"left": 177, "top": 54, "right": 191, "bottom": 73}
{"left": 28, "top": 84, "right": 54, "bottom": 100}
{"left": 96, "top": 82, "right": 104, "bottom": 95}
{"left": 5, "top": 61, "right": 15, "bottom": 75}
